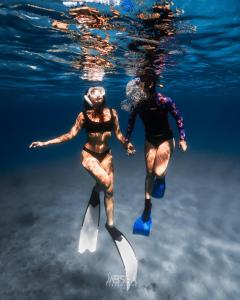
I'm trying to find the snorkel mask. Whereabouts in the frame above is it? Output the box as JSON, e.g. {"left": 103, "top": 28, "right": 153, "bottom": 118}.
{"left": 84, "top": 86, "right": 106, "bottom": 107}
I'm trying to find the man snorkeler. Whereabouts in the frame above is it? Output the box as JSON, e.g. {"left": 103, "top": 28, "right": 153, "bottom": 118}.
{"left": 122, "top": 74, "right": 187, "bottom": 236}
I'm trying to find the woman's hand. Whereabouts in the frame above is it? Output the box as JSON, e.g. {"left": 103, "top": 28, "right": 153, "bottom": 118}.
{"left": 29, "top": 141, "right": 47, "bottom": 148}
{"left": 126, "top": 142, "right": 136, "bottom": 156}
{"left": 179, "top": 139, "right": 187, "bottom": 152}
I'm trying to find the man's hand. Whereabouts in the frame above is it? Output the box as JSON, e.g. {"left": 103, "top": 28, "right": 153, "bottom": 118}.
{"left": 179, "top": 139, "right": 187, "bottom": 152}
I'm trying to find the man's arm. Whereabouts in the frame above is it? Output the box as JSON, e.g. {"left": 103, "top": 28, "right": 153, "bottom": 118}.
{"left": 125, "top": 105, "right": 138, "bottom": 143}
{"left": 164, "top": 97, "right": 186, "bottom": 141}
{"left": 158, "top": 95, "right": 187, "bottom": 152}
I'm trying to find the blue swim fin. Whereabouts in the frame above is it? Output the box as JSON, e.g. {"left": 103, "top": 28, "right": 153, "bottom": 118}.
{"left": 133, "top": 216, "right": 152, "bottom": 236}
{"left": 151, "top": 177, "right": 166, "bottom": 198}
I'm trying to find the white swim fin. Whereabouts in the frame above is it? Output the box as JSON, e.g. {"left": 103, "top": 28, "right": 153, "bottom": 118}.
{"left": 105, "top": 224, "right": 138, "bottom": 290}
{"left": 78, "top": 189, "right": 100, "bottom": 253}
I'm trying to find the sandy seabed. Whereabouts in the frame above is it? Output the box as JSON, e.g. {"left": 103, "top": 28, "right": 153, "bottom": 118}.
{"left": 0, "top": 152, "right": 239, "bottom": 300}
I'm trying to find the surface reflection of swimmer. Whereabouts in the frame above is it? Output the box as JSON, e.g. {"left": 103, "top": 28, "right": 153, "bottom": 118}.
{"left": 74, "top": 32, "right": 116, "bottom": 80}
{"left": 138, "top": 2, "right": 175, "bottom": 36}
{"left": 73, "top": 54, "right": 113, "bottom": 81}
{"left": 52, "top": 5, "right": 120, "bottom": 30}
{"left": 68, "top": 5, "right": 120, "bottom": 29}
{"left": 127, "top": 0, "right": 175, "bottom": 53}
{"left": 29, "top": 87, "right": 137, "bottom": 289}
{"left": 123, "top": 74, "right": 187, "bottom": 236}
{"left": 124, "top": 0, "right": 176, "bottom": 90}
{"left": 52, "top": 4, "right": 120, "bottom": 80}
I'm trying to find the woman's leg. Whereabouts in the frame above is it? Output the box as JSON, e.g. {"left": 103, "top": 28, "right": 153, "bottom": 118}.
{"left": 81, "top": 150, "right": 114, "bottom": 226}
{"left": 153, "top": 138, "right": 175, "bottom": 178}
{"left": 99, "top": 153, "right": 114, "bottom": 226}
{"left": 81, "top": 150, "right": 111, "bottom": 191}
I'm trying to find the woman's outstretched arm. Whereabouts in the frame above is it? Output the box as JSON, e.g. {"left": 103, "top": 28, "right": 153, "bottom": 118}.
{"left": 29, "top": 112, "right": 84, "bottom": 148}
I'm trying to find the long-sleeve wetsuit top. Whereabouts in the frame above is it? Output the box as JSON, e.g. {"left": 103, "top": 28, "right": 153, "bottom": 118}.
{"left": 125, "top": 93, "right": 186, "bottom": 143}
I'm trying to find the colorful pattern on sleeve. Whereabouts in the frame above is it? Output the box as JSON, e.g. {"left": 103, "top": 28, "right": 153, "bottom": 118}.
{"left": 156, "top": 94, "right": 186, "bottom": 140}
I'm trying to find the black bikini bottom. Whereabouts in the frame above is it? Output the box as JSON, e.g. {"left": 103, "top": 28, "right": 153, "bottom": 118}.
{"left": 145, "top": 131, "right": 173, "bottom": 148}
{"left": 83, "top": 146, "right": 111, "bottom": 161}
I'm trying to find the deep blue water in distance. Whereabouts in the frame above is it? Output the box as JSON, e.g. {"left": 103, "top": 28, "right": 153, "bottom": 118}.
{"left": 1, "top": 0, "right": 240, "bottom": 172}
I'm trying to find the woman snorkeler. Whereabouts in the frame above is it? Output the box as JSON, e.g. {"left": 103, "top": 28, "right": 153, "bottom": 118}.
{"left": 122, "top": 74, "right": 187, "bottom": 236}
{"left": 29, "top": 86, "right": 137, "bottom": 289}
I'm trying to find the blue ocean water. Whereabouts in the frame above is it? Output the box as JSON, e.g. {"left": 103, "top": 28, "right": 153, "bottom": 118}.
{"left": 1, "top": 0, "right": 239, "bottom": 174}
{"left": 1, "top": 2, "right": 240, "bottom": 300}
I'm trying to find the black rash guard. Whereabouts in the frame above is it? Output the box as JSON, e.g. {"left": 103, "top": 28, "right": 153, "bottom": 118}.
{"left": 125, "top": 93, "right": 186, "bottom": 147}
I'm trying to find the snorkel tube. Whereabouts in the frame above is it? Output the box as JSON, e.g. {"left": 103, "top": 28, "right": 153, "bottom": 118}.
{"left": 84, "top": 94, "right": 93, "bottom": 107}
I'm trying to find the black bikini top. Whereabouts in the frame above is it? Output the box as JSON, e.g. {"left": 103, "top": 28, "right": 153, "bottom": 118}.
{"left": 83, "top": 108, "right": 114, "bottom": 133}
